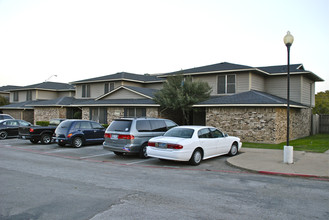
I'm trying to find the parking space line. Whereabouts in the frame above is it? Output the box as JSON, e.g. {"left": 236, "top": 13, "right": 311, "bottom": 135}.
{"left": 79, "top": 152, "right": 114, "bottom": 159}
{"left": 125, "top": 158, "right": 158, "bottom": 165}
{"left": 44, "top": 148, "right": 77, "bottom": 153}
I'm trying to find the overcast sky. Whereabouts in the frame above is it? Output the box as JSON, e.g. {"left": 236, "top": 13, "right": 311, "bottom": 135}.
{"left": 0, "top": 0, "right": 328, "bottom": 92}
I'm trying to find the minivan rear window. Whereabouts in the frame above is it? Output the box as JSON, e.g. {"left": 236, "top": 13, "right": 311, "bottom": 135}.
{"left": 150, "top": 120, "right": 167, "bottom": 132}
{"left": 136, "top": 120, "right": 152, "bottom": 132}
{"left": 108, "top": 120, "right": 132, "bottom": 132}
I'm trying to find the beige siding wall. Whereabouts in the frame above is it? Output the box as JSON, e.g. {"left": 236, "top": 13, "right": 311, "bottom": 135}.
{"left": 143, "top": 82, "right": 163, "bottom": 90}
{"left": 301, "top": 77, "right": 314, "bottom": 107}
{"left": 250, "top": 73, "right": 265, "bottom": 91}
{"left": 236, "top": 73, "right": 250, "bottom": 93}
{"left": 36, "top": 90, "right": 58, "bottom": 100}
{"left": 192, "top": 75, "right": 218, "bottom": 95}
{"left": 103, "top": 89, "right": 144, "bottom": 99}
{"left": 121, "top": 81, "right": 142, "bottom": 87}
{"left": 265, "top": 75, "right": 302, "bottom": 103}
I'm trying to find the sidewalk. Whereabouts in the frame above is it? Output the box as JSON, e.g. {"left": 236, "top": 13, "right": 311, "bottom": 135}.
{"left": 227, "top": 148, "right": 329, "bottom": 178}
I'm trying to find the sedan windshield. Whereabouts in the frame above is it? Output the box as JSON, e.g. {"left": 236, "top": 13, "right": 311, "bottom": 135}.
{"left": 164, "top": 128, "right": 194, "bottom": 138}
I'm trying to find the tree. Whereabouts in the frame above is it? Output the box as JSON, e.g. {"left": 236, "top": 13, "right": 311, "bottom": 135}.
{"left": 0, "top": 96, "right": 9, "bottom": 106}
{"left": 154, "top": 75, "right": 212, "bottom": 124}
{"left": 313, "top": 90, "right": 329, "bottom": 114}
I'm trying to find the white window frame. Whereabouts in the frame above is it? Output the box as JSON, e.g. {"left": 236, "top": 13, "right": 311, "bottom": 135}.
{"left": 217, "top": 74, "right": 236, "bottom": 94}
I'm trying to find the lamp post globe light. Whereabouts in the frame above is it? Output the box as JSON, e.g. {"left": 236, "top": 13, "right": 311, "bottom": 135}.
{"left": 283, "top": 31, "right": 294, "bottom": 164}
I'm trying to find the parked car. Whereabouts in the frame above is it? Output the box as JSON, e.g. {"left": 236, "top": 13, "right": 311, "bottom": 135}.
{"left": 19, "top": 118, "right": 66, "bottom": 144}
{"left": 147, "top": 126, "right": 242, "bottom": 165}
{"left": 0, "top": 119, "right": 32, "bottom": 139}
{"left": 0, "top": 114, "right": 14, "bottom": 120}
{"left": 53, "top": 120, "right": 105, "bottom": 147}
{"left": 103, "top": 118, "right": 178, "bottom": 158}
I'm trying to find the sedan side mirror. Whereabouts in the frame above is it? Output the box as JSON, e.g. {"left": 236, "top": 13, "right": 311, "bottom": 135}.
{"left": 224, "top": 134, "right": 228, "bottom": 137}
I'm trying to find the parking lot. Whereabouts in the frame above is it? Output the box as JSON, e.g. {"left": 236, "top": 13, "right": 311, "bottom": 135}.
{"left": 0, "top": 138, "right": 244, "bottom": 173}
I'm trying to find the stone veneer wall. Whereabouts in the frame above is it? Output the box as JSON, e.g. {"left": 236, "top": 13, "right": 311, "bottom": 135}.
{"left": 146, "top": 107, "right": 159, "bottom": 118}
{"left": 82, "top": 107, "right": 159, "bottom": 124}
{"left": 34, "top": 107, "right": 66, "bottom": 124}
{"left": 107, "top": 107, "right": 124, "bottom": 124}
{"left": 81, "top": 107, "right": 90, "bottom": 120}
{"left": 2, "top": 109, "right": 34, "bottom": 123}
{"left": 206, "top": 107, "right": 312, "bottom": 144}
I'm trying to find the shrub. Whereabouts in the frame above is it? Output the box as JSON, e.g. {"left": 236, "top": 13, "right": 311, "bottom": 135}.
{"left": 36, "top": 121, "right": 49, "bottom": 126}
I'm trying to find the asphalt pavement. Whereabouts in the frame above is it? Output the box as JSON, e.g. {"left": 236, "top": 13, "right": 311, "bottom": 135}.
{"left": 227, "top": 148, "right": 329, "bottom": 178}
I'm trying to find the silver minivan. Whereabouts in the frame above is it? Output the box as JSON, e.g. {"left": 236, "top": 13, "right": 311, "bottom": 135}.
{"left": 103, "top": 118, "right": 177, "bottom": 158}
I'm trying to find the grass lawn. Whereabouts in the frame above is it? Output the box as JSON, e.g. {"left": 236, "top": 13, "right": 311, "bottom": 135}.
{"left": 243, "top": 134, "right": 329, "bottom": 153}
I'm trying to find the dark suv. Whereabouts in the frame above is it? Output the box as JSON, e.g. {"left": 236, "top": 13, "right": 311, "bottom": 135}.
{"left": 53, "top": 120, "right": 105, "bottom": 148}
{"left": 103, "top": 118, "right": 177, "bottom": 158}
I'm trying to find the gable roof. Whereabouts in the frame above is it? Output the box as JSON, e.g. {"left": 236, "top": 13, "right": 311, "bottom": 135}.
{"left": 9, "top": 81, "right": 75, "bottom": 91}
{"left": 159, "top": 62, "right": 254, "bottom": 77}
{"left": 71, "top": 72, "right": 163, "bottom": 84}
{"left": 256, "top": 64, "right": 323, "bottom": 81}
{"left": 195, "top": 90, "right": 307, "bottom": 108}
{"left": 0, "top": 85, "right": 22, "bottom": 92}
{"left": 96, "top": 86, "right": 158, "bottom": 100}
{"left": 157, "top": 62, "right": 323, "bottom": 82}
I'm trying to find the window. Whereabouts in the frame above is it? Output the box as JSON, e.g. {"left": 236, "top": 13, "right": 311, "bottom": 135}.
{"left": 104, "top": 82, "right": 115, "bottom": 94}
{"left": 136, "top": 120, "right": 152, "bottom": 132}
{"left": 82, "top": 84, "right": 90, "bottom": 97}
{"left": 209, "top": 128, "right": 224, "bottom": 138}
{"left": 13, "top": 92, "right": 18, "bottom": 102}
{"left": 90, "top": 107, "right": 107, "bottom": 124}
{"left": 150, "top": 120, "right": 167, "bottom": 132}
{"left": 198, "top": 128, "right": 211, "bottom": 138}
{"left": 124, "top": 108, "right": 146, "bottom": 118}
{"left": 26, "top": 90, "right": 32, "bottom": 101}
{"left": 217, "top": 74, "right": 236, "bottom": 94}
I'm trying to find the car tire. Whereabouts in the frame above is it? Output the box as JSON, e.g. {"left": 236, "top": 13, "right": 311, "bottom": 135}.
{"left": 30, "top": 138, "right": 39, "bottom": 144}
{"left": 189, "top": 148, "right": 203, "bottom": 166}
{"left": 114, "top": 151, "right": 124, "bottom": 156}
{"left": 41, "top": 134, "right": 52, "bottom": 144}
{"left": 228, "top": 143, "right": 238, "bottom": 156}
{"left": 0, "top": 131, "right": 8, "bottom": 139}
{"left": 72, "top": 137, "right": 83, "bottom": 148}
{"left": 139, "top": 143, "right": 148, "bottom": 159}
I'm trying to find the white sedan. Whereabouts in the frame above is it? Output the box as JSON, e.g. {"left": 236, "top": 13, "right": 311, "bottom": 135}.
{"left": 147, "top": 126, "right": 242, "bottom": 165}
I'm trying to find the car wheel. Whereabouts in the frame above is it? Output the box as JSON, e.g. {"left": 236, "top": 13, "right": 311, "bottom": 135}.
{"left": 0, "top": 131, "right": 8, "bottom": 139}
{"left": 72, "top": 137, "right": 83, "bottom": 148}
{"left": 41, "top": 134, "right": 52, "bottom": 144}
{"left": 139, "top": 143, "right": 148, "bottom": 159}
{"left": 114, "top": 151, "right": 124, "bottom": 156}
{"left": 30, "top": 138, "right": 39, "bottom": 144}
{"left": 228, "top": 143, "right": 238, "bottom": 156}
{"left": 189, "top": 148, "right": 203, "bottom": 166}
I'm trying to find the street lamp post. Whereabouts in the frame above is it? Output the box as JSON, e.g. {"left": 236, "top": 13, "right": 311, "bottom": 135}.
{"left": 283, "top": 31, "right": 294, "bottom": 164}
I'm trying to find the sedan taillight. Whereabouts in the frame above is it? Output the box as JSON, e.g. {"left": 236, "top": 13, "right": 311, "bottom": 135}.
{"left": 29, "top": 128, "right": 34, "bottom": 133}
{"left": 167, "top": 144, "right": 183, "bottom": 149}
{"left": 104, "top": 133, "right": 111, "bottom": 138}
{"left": 148, "top": 141, "right": 156, "bottom": 147}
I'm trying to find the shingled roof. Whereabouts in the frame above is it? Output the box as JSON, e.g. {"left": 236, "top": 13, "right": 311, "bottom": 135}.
{"left": 71, "top": 72, "right": 162, "bottom": 84}
{"left": 159, "top": 62, "right": 254, "bottom": 76}
{"left": 9, "top": 82, "right": 75, "bottom": 91}
{"left": 196, "top": 90, "right": 306, "bottom": 107}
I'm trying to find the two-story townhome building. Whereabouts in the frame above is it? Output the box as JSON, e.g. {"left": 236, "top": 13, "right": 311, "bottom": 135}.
{"left": 0, "top": 62, "right": 323, "bottom": 143}
{"left": 0, "top": 81, "right": 75, "bottom": 123}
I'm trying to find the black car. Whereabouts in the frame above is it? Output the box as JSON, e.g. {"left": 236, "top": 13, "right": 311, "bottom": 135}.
{"left": 0, "top": 119, "right": 32, "bottom": 139}
{"left": 53, "top": 120, "right": 105, "bottom": 147}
